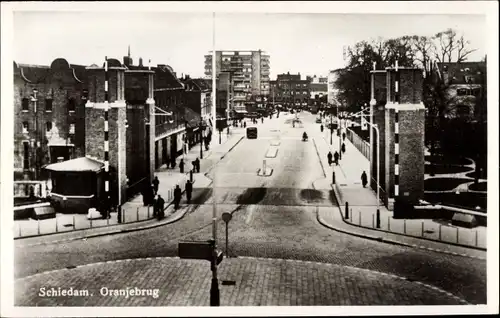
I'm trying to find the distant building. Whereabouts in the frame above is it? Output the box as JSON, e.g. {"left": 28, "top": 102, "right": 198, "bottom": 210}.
{"left": 204, "top": 50, "right": 270, "bottom": 112}
{"left": 435, "top": 61, "right": 486, "bottom": 120}
{"left": 270, "top": 72, "right": 310, "bottom": 108}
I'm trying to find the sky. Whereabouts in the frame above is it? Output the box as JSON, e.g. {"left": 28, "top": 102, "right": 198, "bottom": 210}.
{"left": 12, "top": 10, "right": 487, "bottom": 80}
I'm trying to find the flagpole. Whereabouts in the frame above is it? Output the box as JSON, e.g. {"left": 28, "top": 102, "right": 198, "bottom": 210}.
{"left": 210, "top": 11, "right": 220, "bottom": 307}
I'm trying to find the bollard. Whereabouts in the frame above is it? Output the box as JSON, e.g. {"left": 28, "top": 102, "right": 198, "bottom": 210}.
{"left": 73, "top": 215, "right": 76, "bottom": 230}
{"left": 376, "top": 209, "right": 380, "bottom": 229}
{"left": 107, "top": 213, "right": 110, "bottom": 226}
{"left": 147, "top": 205, "right": 150, "bottom": 219}
{"left": 372, "top": 214, "right": 375, "bottom": 228}
{"left": 137, "top": 207, "right": 139, "bottom": 222}
{"left": 55, "top": 216, "right": 58, "bottom": 233}
{"left": 456, "top": 227, "right": 459, "bottom": 244}
{"left": 90, "top": 216, "right": 93, "bottom": 229}
{"left": 19, "top": 224, "right": 22, "bottom": 237}
{"left": 345, "top": 202, "right": 349, "bottom": 219}
{"left": 403, "top": 219, "right": 406, "bottom": 234}
{"left": 359, "top": 211, "right": 362, "bottom": 226}
{"left": 438, "top": 224, "right": 442, "bottom": 241}
{"left": 475, "top": 230, "right": 478, "bottom": 247}
{"left": 118, "top": 206, "right": 122, "bottom": 224}
{"left": 37, "top": 219, "right": 40, "bottom": 235}
{"left": 421, "top": 221, "right": 424, "bottom": 237}
{"left": 388, "top": 216, "right": 391, "bottom": 231}
{"left": 332, "top": 171, "right": 336, "bottom": 184}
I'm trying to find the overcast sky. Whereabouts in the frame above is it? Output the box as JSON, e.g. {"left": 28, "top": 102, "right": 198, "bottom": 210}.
{"left": 13, "top": 10, "right": 487, "bottom": 79}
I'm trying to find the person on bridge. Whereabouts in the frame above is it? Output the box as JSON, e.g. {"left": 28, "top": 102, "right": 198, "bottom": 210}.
{"left": 334, "top": 151, "right": 340, "bottom": 166}
{"left": 179, "top": 159, "right": 185, "bottom": 174}
{"left": 185, "top": 180, "right": 193, "bottom": 203}
{"left": 327, "top": 151, "right": 333, "bottom": 166}
{"left": 361, "top": 171, "right": 368, "bottom": 188}
{"left": 320, "top": 124, "right": 324, "bottom": 133}
{"left": 152, "top": 176, "right": 160, "bottom": 195}
{"left": 173, "top": 185, "right": 182, "bottom": 210}
{"left": 156, "top": 195, "right": 165, "bottom": 220}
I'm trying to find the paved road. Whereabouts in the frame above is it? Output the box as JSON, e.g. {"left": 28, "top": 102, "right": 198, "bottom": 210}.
{"left": 14, "top": 112, "right": 487, "bottom": 305}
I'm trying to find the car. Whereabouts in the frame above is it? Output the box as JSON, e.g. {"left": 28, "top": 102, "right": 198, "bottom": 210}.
{"left": 246, "top": 127, "right": 258, "bottom": 139}
{"left": 315, "top": 118, "right": 322, "bottom": 123}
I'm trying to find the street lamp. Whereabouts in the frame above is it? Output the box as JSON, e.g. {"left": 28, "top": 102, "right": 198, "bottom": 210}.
{"left": 199, "top": 120, "right": 204, "bottom": 159}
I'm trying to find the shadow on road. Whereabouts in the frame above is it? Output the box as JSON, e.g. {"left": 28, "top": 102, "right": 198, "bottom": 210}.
{"left": 236, "top": 187, "right": 267, "bottom": 205}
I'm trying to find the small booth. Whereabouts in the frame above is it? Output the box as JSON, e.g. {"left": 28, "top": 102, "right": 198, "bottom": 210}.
{"left": 44, "top": 157, "right": 105, "bottom": 214}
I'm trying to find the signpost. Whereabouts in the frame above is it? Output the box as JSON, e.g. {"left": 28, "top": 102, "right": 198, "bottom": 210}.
{"left": 222, "top": 212, "right": 232, "bottom": 257}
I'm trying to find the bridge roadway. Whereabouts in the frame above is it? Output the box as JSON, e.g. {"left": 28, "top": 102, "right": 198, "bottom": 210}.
{"left": 14, "top": 112, "right": 486, "bottom": 305}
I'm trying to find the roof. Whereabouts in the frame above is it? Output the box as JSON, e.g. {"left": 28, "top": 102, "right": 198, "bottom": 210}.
{"left": 183, "top": 78, "right": 211, "bottom": 91}
{"left": 152, "top": 65, "right": 184, "bottom": 90}
{"left": 15, "top": 58, "right": 88, "bottom": 83}
{"left": 184, "top": 107, "right": 202, "bottom": 128}
{"left": 436, "top": 61, "right": 486, "bottom": 85}
{"left": 44, "top": 157, "right": 104, "bottom": 172}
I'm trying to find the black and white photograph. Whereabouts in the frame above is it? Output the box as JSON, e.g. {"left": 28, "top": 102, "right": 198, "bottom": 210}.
{"left": 1, "top": 1, "right": 498, "bottom": 316}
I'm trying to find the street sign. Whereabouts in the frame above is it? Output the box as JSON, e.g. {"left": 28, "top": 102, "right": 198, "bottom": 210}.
{"left": 178, "top": 240, "right": 213, "bottom": 261}
{"left": 222, "top": 212, "right": 232, "bottom": 223}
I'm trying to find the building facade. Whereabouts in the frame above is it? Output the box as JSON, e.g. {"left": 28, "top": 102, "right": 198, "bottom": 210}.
{"left": 269, "top": 72, "right": 310, "bottom": 108}
{"left": 204, "top": 50, "right": 270, "bottom": 112}
{"left": 435, "top": 61, "right": 486, "bottom": 120}
{"left": 327, "top": 69, "right": 342, "bottom": 106}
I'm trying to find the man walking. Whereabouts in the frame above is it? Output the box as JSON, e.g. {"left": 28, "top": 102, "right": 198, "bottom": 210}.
{"left": 156, "top": 195, "right": 165, "bottom": 220}
{"left": 327, "top": 151, "right": 333, "bottom": 166}
{"left": 341, "top": 142, "right": 346, "bottom": 154}
{"left": 320, "top": 124, "right": 324, "bottom": 133}
{"left": 361, "top": 171, "right": 368, "bottom": 188}
{"left": 334, "top": 151, "right": 340, "bottom": 166}
{"left": 173, "top": 185, "right": 182, "bottom": 210}
{"left": 152, "top": 176, "right": 160, "bottom": 195}
{"left": 342, "top": 132, "right": 346, "bottom": 142}
{"left": 185, "top": 180, "right": 193, "bottom": 203}
{"left": 195, "top": 157, "right": 200, "bottom": 173}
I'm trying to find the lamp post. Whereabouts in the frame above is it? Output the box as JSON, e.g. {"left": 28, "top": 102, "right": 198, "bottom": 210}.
{"left": 199, "top": 120, "right": 204, "bottom": 159}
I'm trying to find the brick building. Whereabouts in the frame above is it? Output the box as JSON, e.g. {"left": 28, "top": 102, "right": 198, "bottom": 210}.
{"left": 269, "top": 72, "right": 310, "bottom": 108}
{"left": 13, "top": 59, "right": 88, "bottom": 181}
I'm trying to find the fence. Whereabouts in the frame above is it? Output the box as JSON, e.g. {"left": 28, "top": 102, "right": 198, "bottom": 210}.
{"left": 341, "top": 206, "right": 486, "bottom": 249}
{"left": 346, "top": 128, "right": 370, "bottom": 160}
{"left": 14, "top": 174, "right": 192, "bottom": 239}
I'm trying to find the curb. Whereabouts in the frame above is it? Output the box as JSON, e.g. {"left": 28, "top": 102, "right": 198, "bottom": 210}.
{"left": 206, "top": 135, "right": 244, "bottom": 174}
{"left": 312, "top": 138, "right": 327, "bottom": 178}
{"left": 321, "top": 175, "right": 486, "bottom": 259}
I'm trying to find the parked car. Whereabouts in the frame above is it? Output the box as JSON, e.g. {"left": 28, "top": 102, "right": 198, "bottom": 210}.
{"left": 246, "top": 127, "right": 258, "bottom": 139}
{"left": 316, "top": 118, "right": 322, "bottom": 123}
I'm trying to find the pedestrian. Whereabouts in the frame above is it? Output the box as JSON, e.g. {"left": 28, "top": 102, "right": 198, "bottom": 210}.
{"left": 157, "top": 195, "right": 165, "bottom": 220}
{"left": 153, "top": 195, "right": 159, "bottom": 217}
{"left": 195, "top": 157, "right": 200, "bottom": 173}
{"left": 152, "top": 176, "right": 159, "bottom": 195}
{"left": 361, "top": 171, "right": 368, "bottom": 188}
{"left": 185, "top": 180, "right": 193, "bottom": 203}
{"left": 173, "top": 185, "right": 182, "bottom": 210}
{"left": 261, "top": 117, "right": 264, "bottom": 123}
{"left": 334, "top": 151, "right": 340, "bottom": 166}
{"left": 327, "top": 151, "right": 333, "bottom": 166}
{"left": 342, "top": 132, "right": 346, "bottom": 141}
{"left": 341, "top": 142, "right": 346, "bottom": 154}
{"left": 179, "top": 159, "right": 185, "bottom": 173}
{"left": 171, "top": 157, "right": 176, "bottom": 169}
{"left": 243, "top": 121, "right": 247, "bottom": 128}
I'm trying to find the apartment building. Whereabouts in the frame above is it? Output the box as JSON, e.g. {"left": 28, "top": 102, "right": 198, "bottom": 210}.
{"left": 269, "top": 72, "right": 310, "bottom": 108}
{"left": 204, "top": 50, "right": 270, "bottom": 112}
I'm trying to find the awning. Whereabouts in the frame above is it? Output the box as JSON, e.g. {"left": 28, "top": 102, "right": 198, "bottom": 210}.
{"left": 44, "top": 157, "right": 104, "bottom": 172}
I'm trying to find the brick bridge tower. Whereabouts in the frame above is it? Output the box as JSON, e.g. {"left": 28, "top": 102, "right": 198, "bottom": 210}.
{"left": 85, "top": 58, "right": 127, "bottom": 207}
{"left": 370, "top": 65, "right": 426, "bottom": 214}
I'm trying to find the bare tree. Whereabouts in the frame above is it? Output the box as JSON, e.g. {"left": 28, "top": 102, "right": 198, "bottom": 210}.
{"left": 456, "top": 35, "right": 477, "bottom": 62}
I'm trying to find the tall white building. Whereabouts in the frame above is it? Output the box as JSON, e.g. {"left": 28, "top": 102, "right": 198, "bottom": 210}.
{"left": 204, "top": 50, "right": 270, "bottom": 111}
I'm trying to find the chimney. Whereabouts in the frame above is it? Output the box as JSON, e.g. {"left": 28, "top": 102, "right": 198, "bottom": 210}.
{"left": 139, "top": 57, "right": 143, "bottom": 67}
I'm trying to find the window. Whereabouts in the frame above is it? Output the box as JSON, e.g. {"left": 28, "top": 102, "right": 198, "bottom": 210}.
{"left": 22, "top": 98, "right": 29, "bottom": 111}
{"left": 45, "top": 99, "right": 53, "bottom": 112}
{"left": 22, "top": 122, "right": 29, "bottom": 134}
{"left": 68, "top": 98, "right": 76, "bottom": 112}
{"left": 69, "top": 123, "right": 75, "bottom": 135}
{"left": 23, "top": 142, "right": 29, "bottom": 169}
{"left": 464, "top": 76, "right": 474, "bottom": 84}
{"left": 456, "top": 88, "right": 468, "bottom": 96}
{"left": 46, "top": 122, "right": 52, "bottom": 132}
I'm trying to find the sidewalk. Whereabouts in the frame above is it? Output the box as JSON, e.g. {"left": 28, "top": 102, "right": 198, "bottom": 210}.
{"left": 312, "top": 133, "right": 487, "bottom": 257}
{"left": 14, "top": 132, "right": 244, "bottom": 241}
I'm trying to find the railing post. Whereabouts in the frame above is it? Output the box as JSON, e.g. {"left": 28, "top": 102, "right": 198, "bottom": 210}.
{"left": 19, "top": 224, "right": 22, "bottom": 237}
{"left": 118, "top": 206, "right": 122, "bottom": 224}
{"left": 388, "top": 216, "right": 390, "bottom": 231}
{"left": 345, "top": 202, "right": 349, "bottom": 219}
{"left": 376, "top": 209, "right": 380, "bottom": 228}
{"left": 456, "top": 227, "right": 459, "bottom": 244}
{"left": 147, "top": 205, "right": 150, "bottom": 219}
{"left": 55, "top": 216, "right": 58, "bottom": 233}
{"left": 403, "top": 219, "right": 406, "bottom": 234}
{"left": 73, "top": 215, "right": 76, "bottom": 230}
{"left": 137, "top": 207, "right": 139, "bottom": 222}
{"left": 475, "top": 230, "right": 478, "bottom": 247}
{"left": 37, "top": 219, "right": 40, "bottom": 235}
{"left": 421, "top": 221, "right": 424, "bottom": 237}
{"left": 438, "top": 224, "right": 442, "bottom": 241}
{"left": 359, "top": 211, "right": 362, "bottom": 226}
{"left": 372, "top": 214, "right": 374, "bottom": 228}
{"left": 90, "top": 216, "right": 93, "bottom": 229}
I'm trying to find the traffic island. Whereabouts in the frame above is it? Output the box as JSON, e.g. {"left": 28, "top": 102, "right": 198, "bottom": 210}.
{"left": 257, "top": 167, "right": 273, "bottom": 177}
{"left": 265, "top": 147, "right": 279, "bottom": 158}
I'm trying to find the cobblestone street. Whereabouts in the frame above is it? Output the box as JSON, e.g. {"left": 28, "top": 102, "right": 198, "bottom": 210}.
{"left": 15, "top": 257, "right": 467, "bottom": 306}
